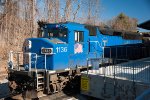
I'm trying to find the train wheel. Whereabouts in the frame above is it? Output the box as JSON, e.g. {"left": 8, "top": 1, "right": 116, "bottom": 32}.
{"left": 9, "top": 81, "right": 17, "bottom": 90}
{"left": 50, "top": 84, "right": 57, "bottom": 93}
{"left": 56, "top": 83, "right": 61, "bottom": 92}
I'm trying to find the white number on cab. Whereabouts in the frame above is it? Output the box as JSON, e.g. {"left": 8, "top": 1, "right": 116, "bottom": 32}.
{"left": 56, "top": 47, "right": 67, "bottom": 53}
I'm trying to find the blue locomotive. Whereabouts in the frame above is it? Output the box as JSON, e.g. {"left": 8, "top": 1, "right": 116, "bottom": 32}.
{"left": 23, "top": 22, "right": 142, "bottom": 71}
{"left": 8, "top": 22, "right": 143, "bottom": 98}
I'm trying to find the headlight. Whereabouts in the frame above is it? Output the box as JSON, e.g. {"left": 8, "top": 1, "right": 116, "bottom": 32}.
{"left": 24, "top": 64, "right": 29, "bottom": 71}
{"left": 8, "top": 61, "right": 13, "bottom": 68}
{"left": 23, "top": 40, "right": 32, "bottom": 52}
{"left": 28, "top": 40, "right": 32, "bottom": 49}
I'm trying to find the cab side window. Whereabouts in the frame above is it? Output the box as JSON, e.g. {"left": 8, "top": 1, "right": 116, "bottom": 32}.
{"left": 75, "top": 31, "right": 84, "bottom": 42}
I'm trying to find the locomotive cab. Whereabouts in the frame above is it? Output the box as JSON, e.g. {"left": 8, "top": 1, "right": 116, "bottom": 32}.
{"left": 22, "top": 22, "right": 89, "bottom": 71}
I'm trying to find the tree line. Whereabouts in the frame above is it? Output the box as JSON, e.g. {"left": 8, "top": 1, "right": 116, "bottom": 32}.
{"left": 0, "top": 0, "right": 101, "bottom": 59}
{"left": 0, "top": 0, "right": 101, "bottom": 41}
{"left": 0, "top": 0, "right": 138, "bottom": 59}
{"left": 107, "top": 13, "right": 138, "bottom": 32}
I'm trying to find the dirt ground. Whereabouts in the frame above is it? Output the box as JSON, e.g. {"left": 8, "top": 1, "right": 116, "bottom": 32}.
{"left": 10, "top": 91, "right": 88, "bottom": 100}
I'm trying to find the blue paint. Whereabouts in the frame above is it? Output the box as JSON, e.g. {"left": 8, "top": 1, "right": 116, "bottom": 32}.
{"left": 23, "top": 22, "right": 142, "bottom": 70}
{"left": 136, "top": 89, "right": 150, "bottom": 100}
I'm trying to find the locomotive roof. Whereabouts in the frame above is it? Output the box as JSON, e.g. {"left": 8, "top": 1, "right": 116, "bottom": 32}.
{"left": 37, "top": 21, "right": 142, "bottom": 40}
{"left": 99, "top": 27, "right": 142, "bottom": 40}
{"left": 138, "top": 20, "right": 150, "bottom": 30}
{"left": 38, "top": 21, "right": 84, "bottom": 27}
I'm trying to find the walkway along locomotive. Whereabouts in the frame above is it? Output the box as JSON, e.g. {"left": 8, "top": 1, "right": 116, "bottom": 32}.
{"left": 7, "top": 22, "right": 143, "bottom": 98}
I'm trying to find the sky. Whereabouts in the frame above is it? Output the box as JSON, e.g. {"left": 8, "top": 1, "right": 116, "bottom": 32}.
{"left": 100, "top": 0, "right": 150, "bottom": 25}
{"left": 36, "top": 0, "right": 150, "bottom": 31}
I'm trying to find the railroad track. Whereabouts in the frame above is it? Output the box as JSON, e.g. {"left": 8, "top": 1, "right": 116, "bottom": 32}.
{"left": 39, "top": 92, "right": 78, "bottom": 100}
{"left": 7, "top": 91, "right": 86, "bottom": 100}
{"left": 38, "top": 91, "right": 99, "bottom": 100}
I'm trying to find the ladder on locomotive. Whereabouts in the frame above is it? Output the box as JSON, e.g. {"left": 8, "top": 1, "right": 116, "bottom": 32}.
{"left": 36, "top": 71, "right": 45, "bottom": 91}
{"left": 34, "top": 54, "right": 47, "bottom": 92}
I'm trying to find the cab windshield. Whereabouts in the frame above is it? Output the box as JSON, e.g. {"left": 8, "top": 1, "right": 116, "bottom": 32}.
{"left": 47, "top": 27, "right": 67, "bottom": 38}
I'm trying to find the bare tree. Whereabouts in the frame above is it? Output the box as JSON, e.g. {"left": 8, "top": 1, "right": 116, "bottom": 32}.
{"left": 79, "top": 0, "right": 101, "bottom": 25}
{"left": 0, "top": 0, "right": 36, "bottom": 59}
{"left": 108, "top": 13, "right": 138, "bottom": 32}
{"left": 0, "top": 0, "right": 101, "bottom": 60}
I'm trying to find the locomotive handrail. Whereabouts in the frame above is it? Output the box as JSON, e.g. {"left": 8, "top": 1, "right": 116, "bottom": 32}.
{"left": 89, "top": 41, "right": 104, "bottom": 58}
{"left": 89, "top": 41, "right": 102, "bottom": 48}
{"left": 8, "top": 51, "right": 38, "bottom": 71}
{"left": 28, "top": 52, "right": 38, "bottom": 72}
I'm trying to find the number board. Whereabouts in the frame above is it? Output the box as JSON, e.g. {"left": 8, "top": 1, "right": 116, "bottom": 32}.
{"left": 41, "top": 48, "right": 53, "bottom": 55}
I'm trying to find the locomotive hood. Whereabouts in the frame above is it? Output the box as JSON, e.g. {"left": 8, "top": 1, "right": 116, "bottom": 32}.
{"left": 49, "top": 38, "right": 66, "bottom": 44}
